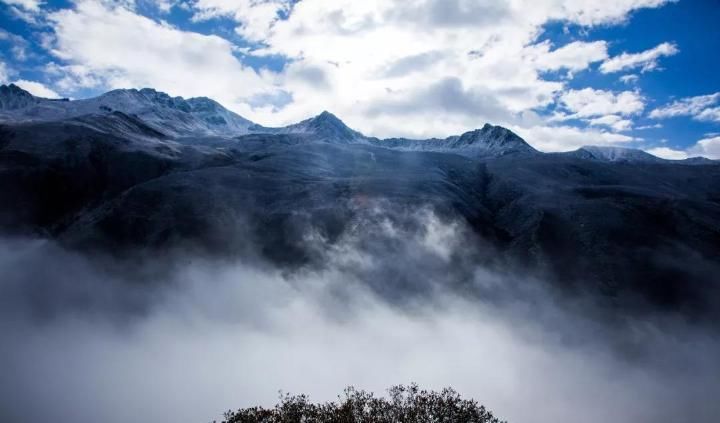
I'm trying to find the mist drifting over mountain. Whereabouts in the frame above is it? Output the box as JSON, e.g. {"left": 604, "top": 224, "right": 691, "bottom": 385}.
{"left": 1, "top": 80, "right": 720, "bottom": 423}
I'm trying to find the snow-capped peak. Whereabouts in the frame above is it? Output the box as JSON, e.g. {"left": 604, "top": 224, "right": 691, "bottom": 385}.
{"left": 373, "top": 123, "right": 536, "bottom": 157}
{"left": 451, "top": 124, "right": 536, "bottom": 153}
{"left": 0, "top": 86, "right": 256, "bottom": 137}
{"left": 261, "top": 110, "right": 365, "bottom": 143}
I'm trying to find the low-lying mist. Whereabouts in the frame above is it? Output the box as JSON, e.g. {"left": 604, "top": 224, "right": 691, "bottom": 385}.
{"left": 1, "top": 207, "right": 718, "bottom": 423}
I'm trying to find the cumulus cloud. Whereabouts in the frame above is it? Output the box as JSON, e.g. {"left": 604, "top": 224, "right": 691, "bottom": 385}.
{"left": 515, "top": 124, "right": 636, "bottom": 152}
{"left": 0, "top": 0, "right": 45, "bottom": 23}
{"left": 31, "top": 0, "right": 680, "bottom": 150}
{"left": 152, "top": 0, "right": 181, "bottom": 13}
{"left": 526, "top": 40, "right": 608, "bottom": 72}
{"left": 191, "top": 0, "right": 291, "bottom": 42}
{"left": 45, "top": 0, "right": 278, "bottom": 116}
{"left": 690, "top": 136, "right": 720, "bottom": 159}
{"left": 645, "top": 136, "right": 720, "bottom": 160}
{"left": 649, "top": 92, "right": 720, "bottom": 123}
{"left": 0, "top": 0, "right": 43, "bottom": 12}
{"left": 600, "top": 42, "right": 679, "bottom": 74}
{"left": 541, "top": 0, "right": 676, "bottom": 26}
{"left": 553, "top": 88, "right": 643, "bottom": 132}
{"left": 559, "top": 88, "right": 644, "bottom": 118}
{"left": 646, "top": 146, "right": 688, "bottom": 160}
{"left": 149, "top": 0, "right": 669, "bottom": 145}
{"left": 12, "top": 78, "right": 61, "bottom": 97}
{"left": 244, "top": 0, "right": 670, "bottom": 139}
{"left": 588, "top": 114, "right": 633, "bottom": 132}
{"left": 697, "top": 108, "right": 720, "bottom": 122}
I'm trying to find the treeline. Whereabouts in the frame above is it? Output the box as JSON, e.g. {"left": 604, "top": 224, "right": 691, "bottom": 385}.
{"left": 221, "top": 384, "right": 506, "bottom": 423}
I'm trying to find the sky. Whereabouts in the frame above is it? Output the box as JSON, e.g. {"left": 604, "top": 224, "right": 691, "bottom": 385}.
{"left": 0, "top": 0, "right": 719, "bottom": 157}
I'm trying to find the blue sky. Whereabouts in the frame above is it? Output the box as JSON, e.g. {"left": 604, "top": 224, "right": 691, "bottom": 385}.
{"left": 0, "top": 0, "right": 719, "bottom": 157}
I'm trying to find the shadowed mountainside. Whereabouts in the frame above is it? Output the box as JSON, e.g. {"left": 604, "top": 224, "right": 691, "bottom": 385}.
{"left": 1, "top": 84, "right": 719, "bottom": 320}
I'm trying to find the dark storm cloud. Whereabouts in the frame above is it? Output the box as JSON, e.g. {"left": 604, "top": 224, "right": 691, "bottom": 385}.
{"left": 0, "top": 207, "right": 719, "bottom": 423}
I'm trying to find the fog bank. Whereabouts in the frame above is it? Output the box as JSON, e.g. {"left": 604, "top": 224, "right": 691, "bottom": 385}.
{"left": 1, "top": 211, "right": 718, "bottom": 423}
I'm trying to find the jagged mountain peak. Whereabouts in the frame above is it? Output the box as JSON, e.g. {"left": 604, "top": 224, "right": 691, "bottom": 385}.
{"left": 279, "top": 110, "right": 363, "bottom": 142}
{"left": 314, "top": 110, "right": 341, "bottom": 121}
{"left": 98, "top": 88, "right": 233, "bottom": 115}
{"left": 99, "top": 87, "right": 194, "bottom": 113}
{"left": 0, "top": 83, "right": 39, "bottom": 110}
{"left": 0, "top": 85, "right": 255, "bottom": 137}
{"left": 1, "top": 83, "right": 30, "bottom": 95}
{"left": 370, "top": 123, "right": 536, "bottom": 157}
{"left": 305, "top": 110, "right": 348, "bottom": 127}
{"left": 452, "top": 124, "right": 536, "bottom": 154}
{"left": 462, "top": 123, "right": 524, "bottom": 142}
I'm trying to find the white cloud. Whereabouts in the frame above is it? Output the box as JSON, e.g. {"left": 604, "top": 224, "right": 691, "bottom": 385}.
{"left": 242, "top": 0, "right": 672, "bottom": 140}
{"left": 152, "top": 0, "right": 181, "bottom": 13}
{"left": 587, "top": 114, "right": 633, "bottom": 132}
{"left": 696, "top": 107, "right": 720, "bottom": 122}
{"left": 191, "top": 0, "right": 290, "bottom": 42}
{"left": 0, "top": 0, "right": 43, "bottom": 12}
{"left": 600, "top": 42, "right": 679, "bottom": 74}
{"left": 620, "top": 74, "right": 639, "bottom": 84}
{"left": 646, "top": 136, "right": 720, "bottom": 160}
{"left": 0, "top": 0, "right": 45, "bottom": 23}
{"left": 541, "top": 0, "right": 676, "bottom": 26}
{"left": 689, "top": 136, "right": 720, "bottom": 159}
{"left": 526, "top": 40, "right": 608, "bottom": 72}
{"left": 46, "top": 0, "right": 277, "bottom": 116}
{"left": 559, "top": 88, "right": 644, "bottom": 118}
{"left": 517, "top": 124, "right": 637, "bottom": 152}
{"left": 12, "top": 79, "right": 61, "bottom": 98}
{"left": 38, "top": 0, "right": 677, "bottom": 151}
{"left": 635, "top": 123, "right": 662, "bottom": 130}
{"left": 646, "top": 147, "right": 687, "bottom": 160}
{"left": 649, "top": 93, "right": 720, "bottom": 122}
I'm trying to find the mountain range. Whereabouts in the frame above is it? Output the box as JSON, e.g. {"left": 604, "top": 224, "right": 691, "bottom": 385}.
{"left": 1, "top": 84, "right": 719, "bottom": 319}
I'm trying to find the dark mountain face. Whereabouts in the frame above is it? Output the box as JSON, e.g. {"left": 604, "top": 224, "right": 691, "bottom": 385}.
{"left": 1, "top": 84, "right": 720, "bottom": 320}
{"left": 373, "top": 123, "right": 537, "bottom": 158}
{"left": 0, "top": 83, "right": 46, "bottom": 110}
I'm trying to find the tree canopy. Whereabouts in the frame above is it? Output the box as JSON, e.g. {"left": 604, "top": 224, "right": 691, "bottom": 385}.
{"left": 221, "top": 384, "right": 506, "bottom": 423}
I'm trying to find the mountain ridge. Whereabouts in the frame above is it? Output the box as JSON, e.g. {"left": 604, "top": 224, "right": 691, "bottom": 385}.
{"left": 1, "top": 84, "right": 720, "bottom": 319}
{"left": 0, "top": 84, "right": 715, "bottom": 163}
